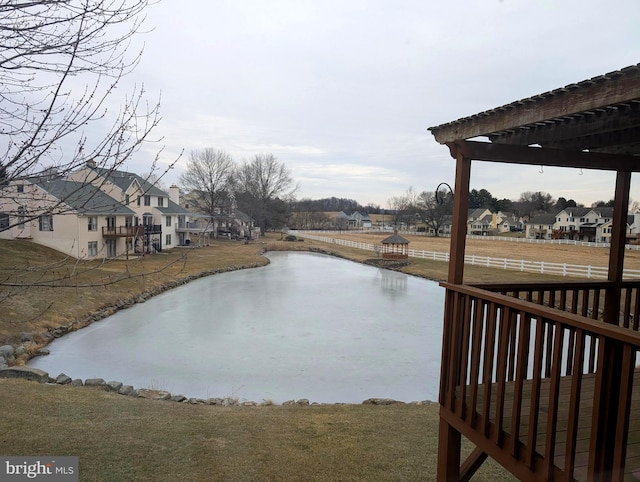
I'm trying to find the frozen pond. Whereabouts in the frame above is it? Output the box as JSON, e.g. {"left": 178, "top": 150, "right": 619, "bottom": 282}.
{"left": 29, "top": 251, "right": 445, "bottom": 403}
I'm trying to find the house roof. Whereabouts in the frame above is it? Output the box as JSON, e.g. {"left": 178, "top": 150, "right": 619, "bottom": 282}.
{"left": 91, "top": 168, "right": 167, "bottom": 197}
{"left": 529, "top": 213, "right": 558, "bottom": 225}
{"left": 35, "top": 178, "right": 136, "bottom": 215}
{"left": 468, "top": 208, "right": 490, "bottom": 220}
{"left": 156, "top": 199, "right": 191, "bottom": 215}
{"left": 382, "top": 232, "right": 409, "bottom": 244}
{"left": 429, "top": 64, "right": 640, "bottom": 171}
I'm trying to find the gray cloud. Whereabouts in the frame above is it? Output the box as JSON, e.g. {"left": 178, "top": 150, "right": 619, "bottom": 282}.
{"left": 119, "top": 0, "right": 640, "bottom": 207}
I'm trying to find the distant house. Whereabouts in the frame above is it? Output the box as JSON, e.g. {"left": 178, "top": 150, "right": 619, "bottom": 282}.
{"left": 526, "top": 213, "right": 558, "bottom": 239}
{"left": 336, "top": 211, "right": 372, "bottom": 229}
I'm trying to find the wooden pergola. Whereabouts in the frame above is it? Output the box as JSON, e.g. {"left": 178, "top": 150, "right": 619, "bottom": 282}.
{"left": 428, "top": 64, "right": 640, "bottom": 481}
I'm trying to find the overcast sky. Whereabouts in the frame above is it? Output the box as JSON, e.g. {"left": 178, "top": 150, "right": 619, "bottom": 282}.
{"left": 119, "top": 0, "right": 640, "bottom": 208}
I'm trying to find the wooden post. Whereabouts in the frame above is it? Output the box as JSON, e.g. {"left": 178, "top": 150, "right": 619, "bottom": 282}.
{"left": 438, "top": 152, "right": 471, "bottom": 481}
{"left": 447, "top": 153, "right": 471, "bottom": 284}
{"left": 589, "top": 170, "right": 631, "bottom": 481}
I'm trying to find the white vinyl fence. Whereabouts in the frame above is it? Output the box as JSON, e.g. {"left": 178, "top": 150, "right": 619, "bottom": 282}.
{"left": 290, "top": 231, "right": 640, "bottom": 280}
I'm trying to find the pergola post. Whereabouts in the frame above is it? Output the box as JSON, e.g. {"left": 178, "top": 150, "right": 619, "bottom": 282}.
{"left": 438, "top": 152, "right": 471, "bottom": 481}
{"left": 589, "top": 170, "right": 633, "bottom": 481}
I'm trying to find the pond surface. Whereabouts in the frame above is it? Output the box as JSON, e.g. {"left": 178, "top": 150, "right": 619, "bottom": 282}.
{"left": 29, "top": 251, "right": 445, "bottom": 404}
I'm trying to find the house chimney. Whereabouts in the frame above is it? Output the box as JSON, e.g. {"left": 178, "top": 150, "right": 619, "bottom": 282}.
{"left": 169, "top": 185, "right": 180, "bottom": 205}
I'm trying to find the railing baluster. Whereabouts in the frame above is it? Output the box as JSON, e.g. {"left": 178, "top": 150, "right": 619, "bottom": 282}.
{"left": 526, "top": 317, "right": 546, "bottom": 470}
{"left": 623, "top": 287, "right": 632, "bottom": 328}
{"left": 545, "top": 319, "right": 554, "bottom": 378}
{"left": 482, "top": 302, "right": 498, "bottom": 438}
{"left": 507, "top": 312, "right": 518, "bottom": 382}
{"left": 456, "top": 296, "right": 473, "bottom": 418}
{"left": 612, "top": 343, "right": 635, "bottom": 480}
{"left": 510, "top": 311, "right": 531, "bottom": 460}
{"left": 564, "top": 328, "right": 585, "bottom": 480}
{"left": 581, "top": 288, "right": 590, "bottom": 318}
{"left": 494, "top": 305, "right": 511, "bottom": 448}
{"left": 543, "top": 320, "right": 564, "bottom": 480}
{"left": 468, "top": 299, "right": 485, "bottom": 425}
{"left": 633, "top": 287, "right": 640, "bottom": 331}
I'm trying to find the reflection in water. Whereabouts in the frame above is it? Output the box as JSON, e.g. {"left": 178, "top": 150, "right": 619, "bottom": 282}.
{"left": 377, "top": 269, "right": 408, "bottom": 294}
{"left": 29, "top": 252, "right": 445, "bottom": 403}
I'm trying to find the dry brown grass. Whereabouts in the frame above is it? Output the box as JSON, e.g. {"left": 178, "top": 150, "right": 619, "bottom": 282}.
{"left": 0, "top": 379, "right": 516, "bottom": 481}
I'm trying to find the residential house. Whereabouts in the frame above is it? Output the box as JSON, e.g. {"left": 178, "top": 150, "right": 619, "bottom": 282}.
{"left": 525, "top": 213, "right": 558, "bottom": 239}
{"left": 0, "top": 176, "right": 138, "bottom": 258}
{"left": 68, "top": 165, "right": 203, "bottom": 252}
{"left": 336, "top": 211, "right": 372, "bottom": 229}
{"left": 0, "top": 163, "right": 216, "bottom": 258}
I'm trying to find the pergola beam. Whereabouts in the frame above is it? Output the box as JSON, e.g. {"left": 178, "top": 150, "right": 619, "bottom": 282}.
{"left": 446, "top": 140, "right": 640, "bottom": 172}
{"left": 429, "top": 67, "right": 640, "bottom": 144}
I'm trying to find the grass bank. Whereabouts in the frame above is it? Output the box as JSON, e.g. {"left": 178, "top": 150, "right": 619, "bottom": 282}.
{"left": 0, "top": 379, "right": 515, "bottom": 481}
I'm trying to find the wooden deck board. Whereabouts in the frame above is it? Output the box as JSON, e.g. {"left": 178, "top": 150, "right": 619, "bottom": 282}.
{"left": 463, "top": 369, "right": 640, "bottom": 480}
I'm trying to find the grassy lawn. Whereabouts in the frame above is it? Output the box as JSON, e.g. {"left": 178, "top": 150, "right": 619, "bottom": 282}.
{"left": 0, "top": 379, "right": 515, "bottom": 481}
{"left": 3, "top": 232, "right": 589, "bottom": 480}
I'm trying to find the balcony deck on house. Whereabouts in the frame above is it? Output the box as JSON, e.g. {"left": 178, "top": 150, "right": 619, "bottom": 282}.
{"left": 428, "top": 64, "right": 640, "bottom": 480}
{"left": 175, "top": 221, "right": 215, "bottom": 233}
{"left": 102, "top": 226, "right": 144, "bottom": 237}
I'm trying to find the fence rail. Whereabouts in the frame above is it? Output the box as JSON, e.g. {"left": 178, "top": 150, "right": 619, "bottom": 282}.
{"left": 291, "top": 231, "right": 640, "bottom": 280}
{"left": 294, "top": 229, "right": 640, "bottom": 250}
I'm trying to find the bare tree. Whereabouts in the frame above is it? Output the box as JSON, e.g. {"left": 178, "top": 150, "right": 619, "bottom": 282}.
{"left": 417, "top": 189, "right": 453, "bottom": 236}
{"left": 387, "top": 187, "right": 419, "bottom": 229}
{"left": 179, "top": 148, "right": 235, "bottom": 219}
{"left": 0, "top": 0, "right": 162, "bottom": 232}
{"left": 233, "top": 154, "right": 297, "bottom": 233}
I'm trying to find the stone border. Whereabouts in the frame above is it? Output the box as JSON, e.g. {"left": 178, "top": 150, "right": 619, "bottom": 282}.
{"left": 0, "top": 366, "right": 435, "bottom": 407}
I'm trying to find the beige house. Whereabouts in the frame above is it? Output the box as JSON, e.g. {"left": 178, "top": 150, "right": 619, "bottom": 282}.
{"left": 0, "top": 177, "right": 137, "bottom": 258}
{"left": 68, "top": 165, "right": 201, "bottom": 252}
{"left": 0, "top": 164, "right": 208, "bottom": 258}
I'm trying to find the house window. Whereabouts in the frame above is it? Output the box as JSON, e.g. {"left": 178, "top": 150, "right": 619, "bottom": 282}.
{"left": 17, "top": 207, "right": 25, "bottom": 228}
{"left": 88, "top": 241, "right": 98, "bottom": 257}
{"left": 125, "top": 194, "right": 130, "bottom": 205}
{"left": 87, "top": 216, "right": 97, "bottom": 231}
{"left": 166, "top": 216, "right": 171, "bottom": 227}
{"left": 0, "top": 213, "right": 9, "bottom": 229}
{"left": 158, "top": 197, "right": 164, "bottom": 207}
{"left": 17, "top": 185, "right": 23, "bottom": 193}
{"left": 144, "top": 195, "right": 151, "bottom": 206}
{"left": 137, "top": 196, "right": 141, "bottom": 206}
{"left": 39, "top": 215, "right": 53, "bottom": 231}
{"left": 165, "top": 234, "right": 171, "bottom": 246}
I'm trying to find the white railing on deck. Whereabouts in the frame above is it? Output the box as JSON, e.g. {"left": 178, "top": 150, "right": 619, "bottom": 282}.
{"left": 291, "top": 231, "right": 640, "bottom": 280}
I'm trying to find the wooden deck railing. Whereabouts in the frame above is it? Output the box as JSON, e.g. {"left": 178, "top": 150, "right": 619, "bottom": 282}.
{"left": 102, "top": 226, "right": 144, "bottom": 237}
{"left": 475, "top": 280, "right": 640, "bottom": 330}
{"left": 439, "top": 282, "right": 640, "bottom": 481}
